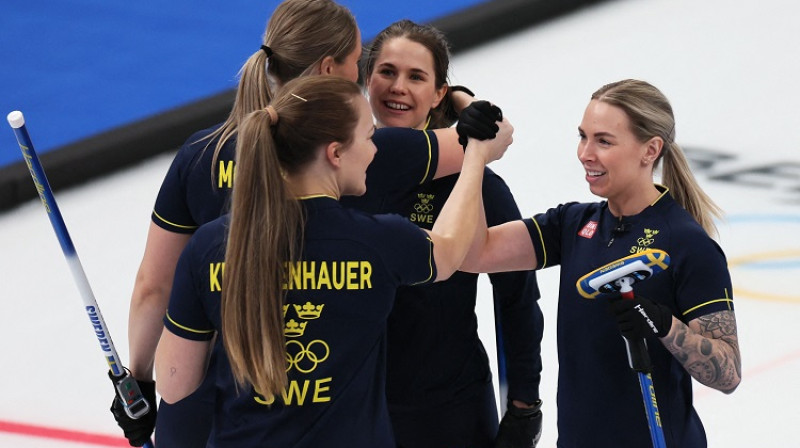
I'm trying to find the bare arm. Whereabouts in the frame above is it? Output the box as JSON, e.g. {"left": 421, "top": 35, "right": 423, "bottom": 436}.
{"left": 660, "top": 310, "right": 741, "bottom": 393}
{"left": 428, "top": 118, "right": 513, "bottom": 280}
{"left": 154, "top": 329, "right": 212, "bottom": 404}
{"left": 461, "top": 220, "right": 538, "bottom": 274}
{"left": 128, "top": 222, "right": 191, "bottom": 380}
{"left": 431, "top": 127, "right": 465, "bottom": 179}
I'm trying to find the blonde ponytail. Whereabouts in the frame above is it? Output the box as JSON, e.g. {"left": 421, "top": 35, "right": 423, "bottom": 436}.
{"left": 660, "top": 141, "right": 722, "bottom": 237}
{"left": 221, "top": 76, "right": 362, "bottom": 397}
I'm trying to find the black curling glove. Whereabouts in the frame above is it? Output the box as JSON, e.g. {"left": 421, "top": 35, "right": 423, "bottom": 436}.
{"left": 495, "top": 400, "right": 543, "bottom": 448}
{"left": 456, "top": 100, "right": 503, "bottom": 149}
{"left": 109, "top": 373, "right": 157, "bottom": 447}
{"left": 608, "top": 295, "right": 674, "bottom": 340}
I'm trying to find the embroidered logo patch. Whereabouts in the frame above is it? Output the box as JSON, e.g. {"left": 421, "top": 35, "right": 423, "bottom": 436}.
{"left": 578, "top": 221, "right": 598, "bottom": 239}
{"left": 629, "top": 228, "right": 660, "bottom": 254}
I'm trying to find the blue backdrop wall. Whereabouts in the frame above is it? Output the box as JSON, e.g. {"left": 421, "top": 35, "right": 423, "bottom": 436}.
{"left": 1, "top": 0, "right": 485, "bottom": 166}
{"left": 0, "top": 0, "right": 607, "bottom": 210}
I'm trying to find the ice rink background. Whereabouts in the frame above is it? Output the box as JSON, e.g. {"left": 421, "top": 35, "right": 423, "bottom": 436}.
{"left": 2, "top": 0, "right": 798, "bottom": 446}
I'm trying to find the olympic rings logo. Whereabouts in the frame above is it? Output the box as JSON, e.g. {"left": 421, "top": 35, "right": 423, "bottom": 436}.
{"left": 414, "top": 203, "right": 434, "bottom": 213}
{"left": 285, "top": 339, "right": 330, "bottom": 373}
{"left": 637, "top": 237, "right": 655, "bottom": 246}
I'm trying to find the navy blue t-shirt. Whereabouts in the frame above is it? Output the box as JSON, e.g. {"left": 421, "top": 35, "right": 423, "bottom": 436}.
{"left": 164, "top": 197, "right": 438, "bottom": 447}
{"left": 523, "top": 186, "right": 733, "bottom": 448}
{"left": 345, "top": 168, "right": 543, "bottom": 409}
{"left": 151, "top": 124, "right": 440, "bottom": 446}
{"left": 153, "top": 125, "right": 440, "bottom": 232}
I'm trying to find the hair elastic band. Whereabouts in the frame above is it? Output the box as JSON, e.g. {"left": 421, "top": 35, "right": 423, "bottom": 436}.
{"left": 264, "top": 105, "right": 278, "bottom": 124}
{"left": 665, "top": 122, "right": 675, "bottom": 145}
{"left": 260, "top": 45, "right": 273, "bottom": 58}
{"left": 449, "top": 85, "right": 475, "bottom": 97}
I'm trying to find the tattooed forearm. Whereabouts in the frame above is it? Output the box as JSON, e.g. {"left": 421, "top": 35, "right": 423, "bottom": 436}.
{"left": 661, "top": 310, "right": 741, "bottom": 393}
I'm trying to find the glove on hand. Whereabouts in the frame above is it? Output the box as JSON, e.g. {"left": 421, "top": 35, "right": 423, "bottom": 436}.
{"left": 609, "top": 295, "right": 673, "bottom": 340}
{"left": 495, "top": 400, "right": 543, "bottom": 448}
{"left": 109, "top": 373, "right": 157, "bottom": 447}
{"left": 456, "top": 100, "right": 503, "bottom": 149}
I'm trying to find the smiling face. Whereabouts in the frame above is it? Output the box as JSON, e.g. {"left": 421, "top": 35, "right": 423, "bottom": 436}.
{"left": 577, "top": 99, "right": 662, "bottom": 213}
{"left": 366, "top": 36, "right": 446, "bottom": 129}
{"left": 337, "top": 95, "right": 377, "bottom": 196}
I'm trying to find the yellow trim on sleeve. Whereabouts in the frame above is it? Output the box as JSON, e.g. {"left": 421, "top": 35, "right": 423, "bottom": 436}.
{"left": 682, "top": 288, "right": 733, "bottom": 315}
{"left": 166, "top": 311, "right": 215, "bottom": 335}
{"left": 530, "top": 217, "right": 547, "bottom": 269}
{"left": 410, "top": 236, "right": 435, "bottom": 285}
{"left": 420, "top": 130, "right": 433, "bottom": 185}
{"left": 152, "top": 210, "right": 199, "bottom": 230}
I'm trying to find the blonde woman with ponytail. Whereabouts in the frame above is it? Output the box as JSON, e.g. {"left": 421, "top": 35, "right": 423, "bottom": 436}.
{"left": 154, "top": 75, "right": 512, "bottom": 447}
{"left": 119, "top": 1, "right": 488, "bottom": 445}
{"left": 461, "top": 79, "right": 740, "bottom": 448}
{"left": 117, "top": 1, "right": 360, "bottom": 445}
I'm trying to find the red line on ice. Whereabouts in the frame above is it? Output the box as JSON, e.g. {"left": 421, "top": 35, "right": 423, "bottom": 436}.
{"left": 0, "top": 420, "right": 129, "bottom": 446}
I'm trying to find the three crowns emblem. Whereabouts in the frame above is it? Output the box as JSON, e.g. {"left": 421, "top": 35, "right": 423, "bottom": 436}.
{"left": 284, "top": 301, "right": 324, "bottom": 337}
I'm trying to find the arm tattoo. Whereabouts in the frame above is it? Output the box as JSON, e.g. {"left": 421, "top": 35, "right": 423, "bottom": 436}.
{"left": 661, "top": 310, "right": 741, "bottom": 393}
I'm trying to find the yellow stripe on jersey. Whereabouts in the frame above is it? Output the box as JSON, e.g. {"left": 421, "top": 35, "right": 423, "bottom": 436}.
{"left": 682, "top": 288, "right": 733, "bottom": 316}
{"left": 152, "top": 210, "right": 199, "bottom": 230}
{"left": 297, "top": 194, "right": 338, "bottom": 201}
{"left": 422, "top": 115, "right": 431, "bottom": 130}
{"left": 409, "top": 236, "right": 435, "bottom": 285}
{"left": 165, "top": 311, "right": 215, "bottom": 334}
{"left": 530, "top": 218, "right": 547, "bottom": 269}
{"left": 651, "top": 184, "right": 670, "bottom": 206}
{"left": 420, "top": 130, "right": 433, "bottom": 185}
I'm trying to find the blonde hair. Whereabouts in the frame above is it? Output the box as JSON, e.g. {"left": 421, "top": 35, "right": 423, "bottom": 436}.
{"left": 592, "top": 79, "right": 722, "bottom": 236}
{"left": 205, "top": 0, "right": 358, "bottom": 172}
{"left": 222, "top": 76, "right": 361, "bottom": 398}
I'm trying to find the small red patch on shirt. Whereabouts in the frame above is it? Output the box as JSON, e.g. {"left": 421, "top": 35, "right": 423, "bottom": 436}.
{"left": 578, "top": 221, "right": 598, "bottom": 239}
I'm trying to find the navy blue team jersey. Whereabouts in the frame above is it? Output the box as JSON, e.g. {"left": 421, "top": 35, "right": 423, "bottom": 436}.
{"left": 149, "top": 123, "right": 440, "bottom": 446}
{"left": 164, "top": 196, "right": 438, "bottom": 447}
{"left": 343, "top": 168, "right": 544, "bottom": 447}
{"left": 523, "top": 186, "right": 733, "bottom": 448}
{"left": 153, "top": 124, "right": 440, "bottom": 232}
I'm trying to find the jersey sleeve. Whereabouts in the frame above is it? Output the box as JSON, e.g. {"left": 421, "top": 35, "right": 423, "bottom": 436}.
{"left": 371, "top": 213, "right": 437, "bottom": 286}
{"left": 523, "top": 203, "right": 576, "bottom": 270}
{"left": 152, "top": 141, "right": 201, "bottom": 234}
{"left": 672, "top": 230, "right": 735, "bottom": 322}
{"left": 368, "top": 127, "right": 439, "bottom": 194}
{"left": 163, "top": 236, "right": 216, "bottom": 341}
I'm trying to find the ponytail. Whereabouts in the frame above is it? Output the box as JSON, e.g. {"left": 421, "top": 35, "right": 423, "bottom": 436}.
{"left": 660, "top": 141, "right": 722, "bottom": 237}
{"left": 222, "top": 108, "right": 301, "bottom": 398}
{"left": 198, "top": 0, "right": 359, "bottom": 186}
{"left": 208, "top": 50, "right": 276, "bottom": 174}
{"left": 221, "top": 75, "right": 362, "bottom": 398}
